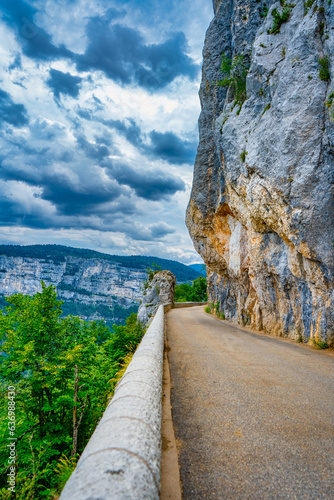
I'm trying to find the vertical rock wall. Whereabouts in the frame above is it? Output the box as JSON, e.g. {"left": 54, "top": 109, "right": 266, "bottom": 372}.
{"left": 187, "top": 0, "right": 334, "bottom": 344}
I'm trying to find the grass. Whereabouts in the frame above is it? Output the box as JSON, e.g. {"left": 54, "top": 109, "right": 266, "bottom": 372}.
{"left": 312, "top": 338, "right": 329, "bottom": 349}
{"left": 262, "top": 102, "right": 271, "bottom": 114}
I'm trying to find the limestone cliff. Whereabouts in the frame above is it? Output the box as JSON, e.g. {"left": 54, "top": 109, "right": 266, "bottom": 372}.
{"left": 0, "top": 255, "right": 145, "bottom": 324}
{"left": 187, "top": 0, "right": 334, "bottom": 344}
{"left": 137, "top": 270, "right": 176, "bottom": 325}
{"left": 0, "top": 246, "right": 200, "bottom": 325}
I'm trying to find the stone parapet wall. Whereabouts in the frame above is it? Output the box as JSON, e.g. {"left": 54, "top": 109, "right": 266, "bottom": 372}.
{"left": 60, "top": 305, "right": 165, "bottom": 500}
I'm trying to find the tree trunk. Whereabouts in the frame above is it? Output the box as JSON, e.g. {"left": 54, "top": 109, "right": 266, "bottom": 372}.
{"left": 72, "top": 365, "right": 78, "bottom": 458}
{"left": 72, "top": 365, "right": 88, "bottom": 458}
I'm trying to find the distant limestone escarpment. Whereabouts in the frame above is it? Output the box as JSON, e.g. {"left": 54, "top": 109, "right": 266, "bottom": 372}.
{"left": 187, "top": 0, "right": 334, "bottom": 344}
{"left": 0, "top": 245, "right": 200, "bottom": 325}
{"left": 137, "top": 270, "right": 176, "bottom": 325}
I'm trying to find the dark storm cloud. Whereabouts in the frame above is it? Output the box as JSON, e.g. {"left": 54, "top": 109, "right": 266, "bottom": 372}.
{"left": 73, "top": 10, "right": 198, "bottom": 89}
{"left": 2, "top": 2, "right": 197, "bottom": 91}
{"left": 150, "top": 222, "right": 175, "bottom": 238}
{"left": 1, "top": 0, "right": 73, "bottom": 61}
{"left": 77, "top": 110, "right": 196, "bottom": 165}
{"left": 103, "top": 118, "right": 142, "bottom": 147}
{"left": 148, "top": 130, "right": 196, "bottom": 164}
{"left": 41, "top": 181, "right": 125, "bottom": 216}
{"left": 47, "top": 69, "right": 83, "bottom": 100}
{"left": 110, "top": 163, "right": 186, "bottom": 201}
{"left": 0, "top": 120, "right": 128, "bottom": 220}
{"left": 0, "top": 89, "right": 29, "bottom": 127}
{"left": 120, "top": 220, "right": 175, "bottom": 241}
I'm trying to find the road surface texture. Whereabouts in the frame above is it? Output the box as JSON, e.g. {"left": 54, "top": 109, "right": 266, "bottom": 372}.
{"left": 166, "top": 306, "right": 334, "bottom": 500}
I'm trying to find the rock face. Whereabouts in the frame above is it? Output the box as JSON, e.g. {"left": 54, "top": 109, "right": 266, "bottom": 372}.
{"left": 187, "top": 0, "right": 334, "bottom": 344}
{"left": 137, "top": 271, "right": 176, "bottom": 325}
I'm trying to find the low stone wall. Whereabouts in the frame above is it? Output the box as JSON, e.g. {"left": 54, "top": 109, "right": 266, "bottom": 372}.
{"left": 173, "top": 302, "right": 207, "bottom": 308}
{"left": 60, "top": 305, "right": 165, "bottom": 500}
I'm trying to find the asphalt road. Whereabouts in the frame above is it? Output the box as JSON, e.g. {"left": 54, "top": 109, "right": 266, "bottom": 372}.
{"left": 166, "top": 306, "right": 334, "bottom": 500}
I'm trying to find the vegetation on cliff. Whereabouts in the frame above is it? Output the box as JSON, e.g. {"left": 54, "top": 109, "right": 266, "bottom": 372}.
{"left": 0, "top": 283, "right": 144, "bottom": 499}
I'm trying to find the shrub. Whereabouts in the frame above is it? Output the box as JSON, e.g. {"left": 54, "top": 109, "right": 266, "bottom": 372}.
{"left": 204, "top": 305, "right": 211, "bottom": 314}
{"left": 240, "top": 149, "right": 248, "bottom": 162}
{"left": 263, "top": 102, "right": 271, "bottom": 114}
{"left": 175, "top": 276, "right": 207, "bottom": 302}
{"left": 312, "top": 337, "right": 329, "bottom": 349}
{"left": 268, "top": 7, "right": 292, "bottom": 35}
{"left": 319, "top": 57, "right": 330, "bottom": 82}
{"left": 260, "top": 4, "right": 268, "bottom": 17}
{"left": 216, "top": 52, "right": 249, "bottom": 106}
{"left": 304, "top": 0, "right": 315, "bottom": 14}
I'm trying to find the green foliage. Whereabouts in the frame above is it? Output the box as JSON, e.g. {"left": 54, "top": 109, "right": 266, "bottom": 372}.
{"left": 174, "top": 276, "right": 207, "bottom": 303}
{"left": 217, "top": 52, "right": 249, "bottom": 106}
{"left": 319, "top": 57, "right": 330, "bottom": 82}
{"left": 312, "top": 338, "right": 329, "bottom": 349}
{"left": 59, "top": 299, "right": 138, "bottom": 329}
{"left": 143, "top": 262, "right": 162, "bottom": 290}
{"left": 268, "top": 7, "right": 292, "bottom": 35}
{"left": 205, "top": 301, "right": 225, "bottom": 319}
{"left": 54, "top": 455, "right": 78, "bottom": 494}
{"left": 259, "top": 4, "right": 268, "bottom": 17}
{"left": 304, "top": 0, "right": 315, "bottom": 14}
{"left": 0, "top": 284, "right": 144, "bottom": 498}
{"left": 263, "top": 102, "right": 271, "bottom": 114}
{"left": 240, "top": 149, "right": 248, "bottom": 162}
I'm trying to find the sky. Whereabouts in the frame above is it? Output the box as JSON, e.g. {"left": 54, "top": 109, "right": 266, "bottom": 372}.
{"left": 0, "top": 0, "right": 213, "bottom": 264}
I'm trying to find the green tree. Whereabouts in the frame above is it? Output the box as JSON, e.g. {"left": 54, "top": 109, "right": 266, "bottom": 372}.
{"left": 174, "top": 276, "right": 207, "bottom": 302}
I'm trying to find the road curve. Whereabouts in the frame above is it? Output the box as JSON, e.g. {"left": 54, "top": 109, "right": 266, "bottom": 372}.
{"left": 166, "top": 306, "right": 334, "bottom": 500}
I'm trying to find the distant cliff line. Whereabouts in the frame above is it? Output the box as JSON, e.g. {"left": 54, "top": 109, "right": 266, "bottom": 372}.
{"left": 0, "top": 244, "right": 201, "bottom": 326}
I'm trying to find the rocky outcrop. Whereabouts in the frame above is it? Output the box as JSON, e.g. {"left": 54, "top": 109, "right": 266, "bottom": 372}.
{"left": 137, "top": 271, "right": 176, "bottom": 325}
{"left": 187, "top": 0, "right": 334, "bottom": 345}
